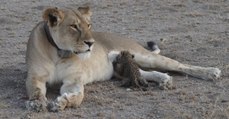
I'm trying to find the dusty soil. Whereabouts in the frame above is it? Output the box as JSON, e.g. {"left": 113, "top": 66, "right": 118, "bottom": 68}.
{"left": 0, "top": 0, "right": 229, "bottom": 119}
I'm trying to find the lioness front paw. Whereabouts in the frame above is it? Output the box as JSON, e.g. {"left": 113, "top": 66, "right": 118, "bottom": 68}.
{"left": 25, "top": 100, "right": 47, "bottom": 112}
{"left": 206, "top": 68, "right": 221, "bottom": 80}
{"left": 159, "top": 75, "right": 173, "bottom": 90}
{"left": 47, "top": 100, "right": 67, "bottom": 112}
{"left": 47, "top": 101, "right": 62, "bottom": 112}
{"left": 47, "top": 96, "right": 68, "bottom": 112}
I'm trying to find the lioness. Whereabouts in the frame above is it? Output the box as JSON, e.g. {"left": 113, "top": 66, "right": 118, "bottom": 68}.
{"left": 25, "top": 6, "right": 221, "bottom": 112}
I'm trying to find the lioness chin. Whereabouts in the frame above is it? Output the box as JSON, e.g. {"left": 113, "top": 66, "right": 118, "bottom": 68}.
{"left": 25, "top": 6, "right": 221, "bottom": 112}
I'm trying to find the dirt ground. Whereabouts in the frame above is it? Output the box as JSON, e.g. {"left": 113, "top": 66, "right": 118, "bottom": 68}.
{"left": 0, "top": 0, "right": 229, "bottom": 119}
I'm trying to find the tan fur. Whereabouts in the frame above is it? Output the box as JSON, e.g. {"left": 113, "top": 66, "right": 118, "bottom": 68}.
{"left": 25, "top": 6, "right": 221, "bottom": 112}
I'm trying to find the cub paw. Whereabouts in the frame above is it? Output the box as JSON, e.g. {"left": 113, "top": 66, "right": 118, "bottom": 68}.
{"left": 25, "top": 100, "right": 47, "bottom": 112}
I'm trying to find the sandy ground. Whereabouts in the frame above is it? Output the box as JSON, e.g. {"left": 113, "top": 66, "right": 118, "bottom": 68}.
{"left": 0, "top": 0, "right": 229, "bottom": 119}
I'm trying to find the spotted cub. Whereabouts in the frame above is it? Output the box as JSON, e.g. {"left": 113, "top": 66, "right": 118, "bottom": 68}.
{"left": 113, "top": 51, "right": 148, "bottom": 90}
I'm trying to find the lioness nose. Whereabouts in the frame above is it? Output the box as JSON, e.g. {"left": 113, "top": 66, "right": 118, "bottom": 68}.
{"left": 84, "top": 41, "right": 94, "bottom": 47}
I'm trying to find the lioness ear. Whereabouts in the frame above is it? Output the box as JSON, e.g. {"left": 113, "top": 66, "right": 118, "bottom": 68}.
{"left": 78, "top": 6, "right": 92, "bottom": 23}
{"left": 43, "top": 7, "right": 64, "bottom": 27}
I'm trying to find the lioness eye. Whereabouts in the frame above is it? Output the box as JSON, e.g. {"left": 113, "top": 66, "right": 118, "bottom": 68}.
{"left": 70, "top": 24, "right": 80, "bottom": 31}
{"left": 88, "top": 24, "right": 92, "bottom": 29}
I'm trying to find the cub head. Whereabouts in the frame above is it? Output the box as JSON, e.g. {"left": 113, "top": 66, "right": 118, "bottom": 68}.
{"left": 43, "top": 6, "right": 94, "bottom": 58}
{"left": 112, "top": 51, "right": 135, "bottom": 73}
{"left": 116, "top": 51, "right": 135, "bottom": 64}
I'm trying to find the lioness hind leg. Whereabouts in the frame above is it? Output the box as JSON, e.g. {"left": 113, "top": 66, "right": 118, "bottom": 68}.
{"left": 139, "top": 69, "right": 173, "bottom": 90}
{"left": 25, "top": 76, "right": 47, "bottom": 112}
{"left": 134, "top": 52, "right": 221, "bottom": 80}
{"left": 47, "top": 82, "right": 84, "bottom": 112}
{"left": 177, "top": 64, "right": 221, "bottom": 80}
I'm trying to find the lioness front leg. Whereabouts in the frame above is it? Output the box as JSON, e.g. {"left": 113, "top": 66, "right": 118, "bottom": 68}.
{"left": 48, "top": 81, "right": 84, "bottom": 112}
{"left": 134, "top": 53, "right": 221, "bottom": 80}
{"left": 25, "top": 76, "right": 47, "bottom": 112}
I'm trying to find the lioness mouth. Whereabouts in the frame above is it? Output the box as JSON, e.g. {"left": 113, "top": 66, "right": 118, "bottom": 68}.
{"left": 74, "top": 49, "right": 90, "bottom": 54}
{"left": 73, "top": 51, "right": 79, "bottom": 54}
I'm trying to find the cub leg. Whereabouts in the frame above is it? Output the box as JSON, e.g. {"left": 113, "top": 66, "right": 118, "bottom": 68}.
{"left": 134, "top": 53, "right": 221, "bottom": 80}
{"left": 139, "top": 69, "right": 173, "bottom": 90}
{"left": 25, "top": 76, "right": 47, "bottom": 112}
{"left": 48, "top": 80, "right": 84, "bottom": 112}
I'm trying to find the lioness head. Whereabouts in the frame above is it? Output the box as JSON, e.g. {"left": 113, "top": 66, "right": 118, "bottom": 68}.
{"left": 43, "top": 6, "right": 94, "bottom": 57}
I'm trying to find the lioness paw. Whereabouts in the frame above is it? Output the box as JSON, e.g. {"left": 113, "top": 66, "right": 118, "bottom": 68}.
{"left": 47, "top": 101, "right": 63, "bottom": 112}
{"left": 47, "top": 95, "right": 68, "bottom": 112}
{"left": 206, "top": 67, "right": 221, "bottom": 80}
{"left": 158, "top": 75, "right": 173, "bottom": 90}
{"left": 25, "top": 100, "right": 47, "bottom": 112}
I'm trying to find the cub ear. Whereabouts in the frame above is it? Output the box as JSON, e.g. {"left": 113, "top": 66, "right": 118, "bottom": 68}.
{"left": 42, "top": 7, "right": 64, "bottom": 27}
{"left": 78, "top": 6, "right": 92, "bottom": 23}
